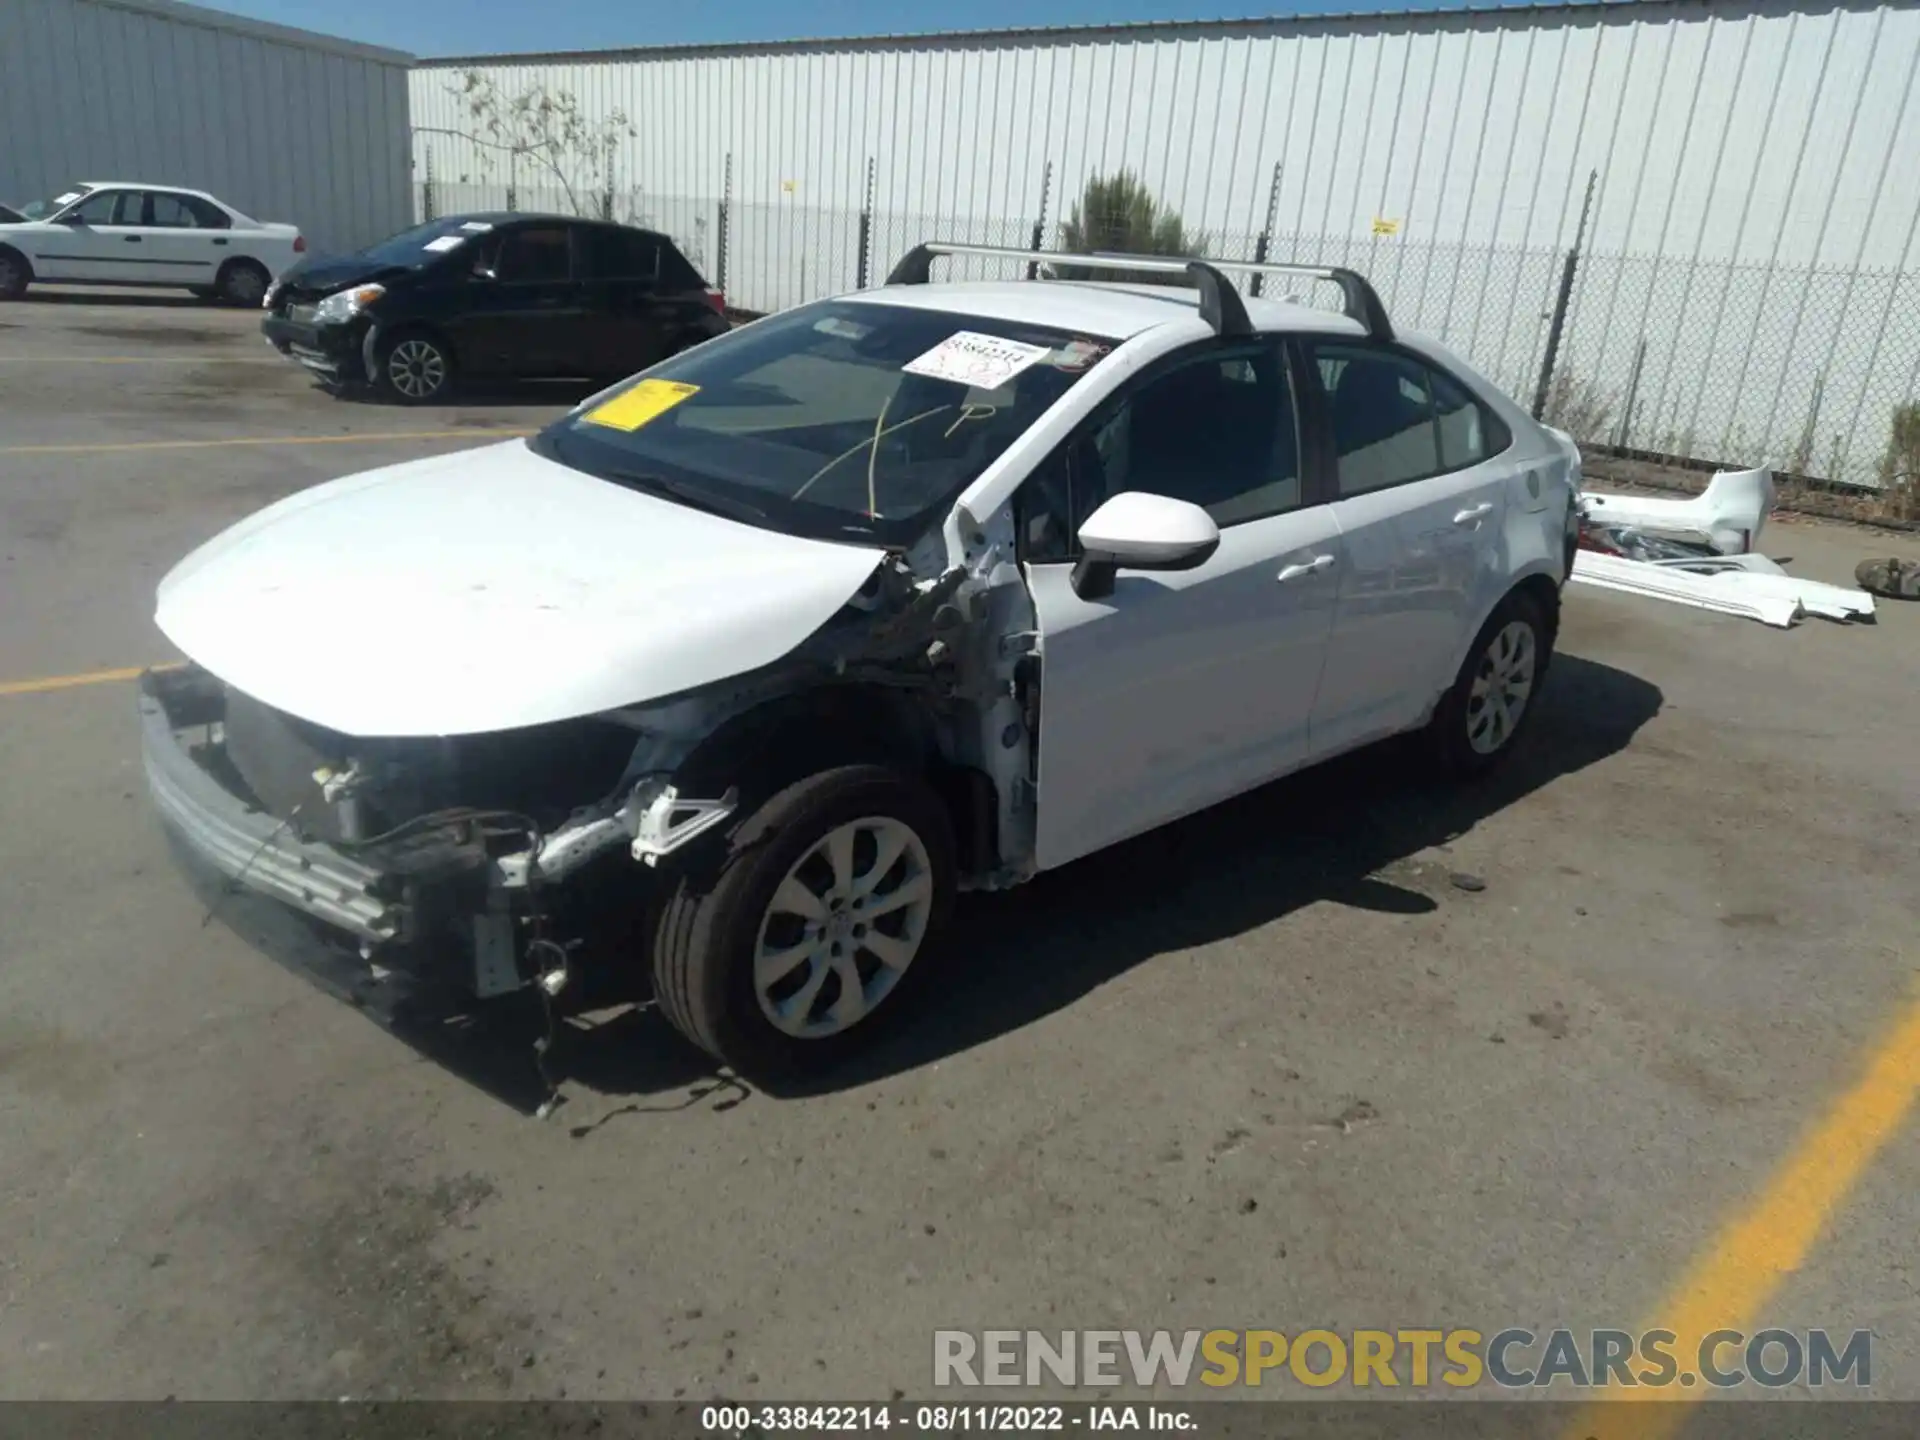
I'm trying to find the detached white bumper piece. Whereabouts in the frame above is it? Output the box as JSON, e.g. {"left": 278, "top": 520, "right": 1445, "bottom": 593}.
{"left": 1579, "top": 468, "right": 1775, "bottom": 555}
{"left": 1569, "top": 550, "right": 1802, "bottom": 627}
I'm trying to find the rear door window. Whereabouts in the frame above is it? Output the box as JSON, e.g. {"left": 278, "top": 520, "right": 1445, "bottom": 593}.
{"left": 658, "top": 240, "right": 707, "bottom": 290}
{"left": 1313, "top": 344, "right": 1442, "bottom": 496}
{"left": 146, "top": 193, "right": 202, "bottom": 228}
{"left": 492, "top": 226, "right": 573, "bottom": 283}
{"left": 579, "top": 226, "right": 661, "bottom": 282}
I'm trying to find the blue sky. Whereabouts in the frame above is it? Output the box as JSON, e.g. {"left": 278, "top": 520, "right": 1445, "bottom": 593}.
{"left": 210, "top": 0, "right": 1510, "bottom": 59}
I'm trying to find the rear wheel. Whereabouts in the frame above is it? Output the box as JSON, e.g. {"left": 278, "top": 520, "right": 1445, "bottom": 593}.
{"left": 215, "top": 259, "right": 269, "bottom": 307}
{"left": 650, "top": 765, "right": 955, "bottom": 1080}
{"left": 377, "top": 330, "right": 453, "bottom": 404}
{"left": 0, "top": 248, "right": 30, "bottom": 300}
{"left": 1427, "top": 588, "right": 1553, "bottom": 776}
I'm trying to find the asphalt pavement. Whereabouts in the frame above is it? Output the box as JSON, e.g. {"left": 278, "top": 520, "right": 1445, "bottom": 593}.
{"left": 1, "top": 289, "right": 1916, "bottom": 1418}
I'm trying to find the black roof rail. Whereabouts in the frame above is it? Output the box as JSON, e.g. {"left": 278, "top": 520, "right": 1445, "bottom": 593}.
{"left": 882, "top": 242, "right": 1393, "bottom": 342}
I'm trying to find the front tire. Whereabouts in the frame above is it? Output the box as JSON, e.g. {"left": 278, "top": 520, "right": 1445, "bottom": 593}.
{"left": 651, "top": 765, "right": 956, "bottom": 1081}
{"left": 1428, "top": 588, "right": 1553, "bottom": 776}
{"left": 376, "top": 330, "right": 454, "bottom": 404}
{"left": 0, "top": 247, "right": 30, "bottom": 301}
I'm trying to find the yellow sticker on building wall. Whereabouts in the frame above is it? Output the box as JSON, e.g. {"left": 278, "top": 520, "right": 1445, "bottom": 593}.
{"left": 580, "top": 379, "right": 700, "bottom": 432}
{"left": 1372, "top": 217, "right": 1401, "bottom": 236}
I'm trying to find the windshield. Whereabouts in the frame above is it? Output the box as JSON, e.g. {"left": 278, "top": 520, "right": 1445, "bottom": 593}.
{"left": 25, "top": 186, "right": 90, "bottom": 221}
{"left": 355, "top": 216, "right": 498, "bottom": 268}
{"left": 528, "top": 301, "right": 1117, "bottom": 546}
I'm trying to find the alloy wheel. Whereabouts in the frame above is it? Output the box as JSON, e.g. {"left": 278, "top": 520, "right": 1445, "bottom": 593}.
{"left": 1465, "top": 619, "right": 1536, "bottom": 755}
{"left": 752, "top": 816, "right": 935, "bottom": 1039}
{"left": 224, "top": 266, "right": 266, "bottom": 306}
{"left": 387, "top": 339, "right": 447, "bottom": 400}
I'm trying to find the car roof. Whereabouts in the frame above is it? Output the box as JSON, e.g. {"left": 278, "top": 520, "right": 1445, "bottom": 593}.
{"left": 442, "top": 211, "right": 672, "bottom": 241}
{"left": 840, "top": 279, "right": 1367, "bottom": 341}
{"left": 80, "top": 181, "right": 222, "bottom": 204}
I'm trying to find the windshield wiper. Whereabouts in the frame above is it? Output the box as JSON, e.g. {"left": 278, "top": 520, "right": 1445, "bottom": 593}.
{"left": 607, "top": 468, "right": 769, "bottom": 525}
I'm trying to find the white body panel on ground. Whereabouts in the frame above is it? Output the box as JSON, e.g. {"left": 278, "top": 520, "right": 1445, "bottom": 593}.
{"left": 1581, "top": 469, "right": 1776, "bottom": 556}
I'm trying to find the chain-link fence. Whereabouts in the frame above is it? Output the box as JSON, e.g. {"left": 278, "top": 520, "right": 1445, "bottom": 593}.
{"left": 417, "top": 170, "right": 1919, "bottom": 494}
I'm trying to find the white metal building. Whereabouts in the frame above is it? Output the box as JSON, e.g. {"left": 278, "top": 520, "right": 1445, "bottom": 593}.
{"left": 414, "top": 0, "right": 1920, "bottom": 486}
{"left": 0, "top": 0, "right": 414, "bottom": 258}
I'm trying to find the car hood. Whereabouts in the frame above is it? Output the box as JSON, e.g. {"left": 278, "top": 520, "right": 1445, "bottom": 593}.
{"left": 273, "top": 253, "right": 412, "bottom": 301}
{"left": 155, "top": 440, "right": 888, "bottom": 737}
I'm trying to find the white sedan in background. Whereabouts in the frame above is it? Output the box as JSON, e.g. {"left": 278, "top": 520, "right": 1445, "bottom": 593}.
{"left": 0, "top": 182, "right": 305, "bottom": 305}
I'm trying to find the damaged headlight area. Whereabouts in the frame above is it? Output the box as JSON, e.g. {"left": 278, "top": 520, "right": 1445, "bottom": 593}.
{"left": 139, "top": 664, "right": 741, "bottom": 1005}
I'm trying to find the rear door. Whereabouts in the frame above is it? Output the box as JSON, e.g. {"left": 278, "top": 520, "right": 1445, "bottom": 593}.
{"left": 37, "top": 188, "right": 141, "bottom": 281}
{"left": 572, "top": 224, "right": 670, "bottom": 376}
{"left": 451, "top": 221, "right": 584, "bottom": 376}
{"left": 131, "top": 191, "right": 223, "bottom": 287}
{"left": 1302, "top": 339, "right": 1514, "bottom": 758}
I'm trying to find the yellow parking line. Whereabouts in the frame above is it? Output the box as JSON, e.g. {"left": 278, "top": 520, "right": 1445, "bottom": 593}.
{"left": 1567, "top": 988, "right": 1920, "bottom": 1438}
{"left": 0, "top": 356, "right": 286, "bottom": 364}
{"left": 0, "top": 661, "right": 182, "bottom": 697}
{"left": 0, "top": 429, "right": 531, "bottom": 456}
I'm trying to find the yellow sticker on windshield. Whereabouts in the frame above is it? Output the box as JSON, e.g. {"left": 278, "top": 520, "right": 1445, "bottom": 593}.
{"left": 581, "top": 379, "right": 700, "bottom": 432}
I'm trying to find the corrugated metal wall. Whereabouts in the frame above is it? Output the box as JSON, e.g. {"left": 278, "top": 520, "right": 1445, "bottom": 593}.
{"left": 0, "top": 0, "right": 414, "bottom": 257}
{"left": 414, "top": 0, "right": 1920, "bottom": 486}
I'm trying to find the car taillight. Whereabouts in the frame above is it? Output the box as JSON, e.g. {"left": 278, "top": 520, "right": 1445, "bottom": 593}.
{"left": 703, "top": 288, "right": 725, "bottom": 315}
{"left": 293, "top": 235, "right": 306, "bottom": 253}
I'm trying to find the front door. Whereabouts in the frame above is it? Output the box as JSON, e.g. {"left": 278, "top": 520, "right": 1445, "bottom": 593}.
{"left": 1021, "top": 338, "right": 1344, "bottom": 872}
{"left": 452, "top": 223, "right": 585, "bottom": 376}
{"left": 1303, "top": 340, "right": 1514, "bottom": 757}
{"left": 37, "top": 189, "right": 142, "bottom": 282}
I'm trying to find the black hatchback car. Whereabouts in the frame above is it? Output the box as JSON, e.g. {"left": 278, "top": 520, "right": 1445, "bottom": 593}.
{"left": 261, "top": 213, "right": 729, "bottom": 403}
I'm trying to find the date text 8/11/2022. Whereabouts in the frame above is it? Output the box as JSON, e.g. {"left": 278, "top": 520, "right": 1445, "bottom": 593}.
{"left": 701, "top": 1404, "right": 1199, "bottom": 1431}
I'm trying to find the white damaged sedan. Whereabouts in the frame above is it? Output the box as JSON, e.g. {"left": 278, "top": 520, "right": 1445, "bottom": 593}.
{"left": 143, "top": 243, "right": 1581, "bottom": 1079}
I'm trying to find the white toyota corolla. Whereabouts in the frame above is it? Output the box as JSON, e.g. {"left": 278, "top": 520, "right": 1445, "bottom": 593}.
{"left": 142, "top": 243, "right": 1582, "bottom": 1079}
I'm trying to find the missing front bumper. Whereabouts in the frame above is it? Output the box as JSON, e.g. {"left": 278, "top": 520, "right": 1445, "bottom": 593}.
{"left": 140, "top": 666, "right": 406, "bottom": 943}
{"left": 140, "top": 666, "right": 742, "bottom": 1005}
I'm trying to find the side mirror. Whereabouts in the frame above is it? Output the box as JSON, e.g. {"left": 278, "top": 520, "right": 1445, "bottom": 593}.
{"left": 1070, "top": 492, "right": 1221, "bottom": 601}
{"left": 57, "top": 211, "right": 85, "bottom": 225}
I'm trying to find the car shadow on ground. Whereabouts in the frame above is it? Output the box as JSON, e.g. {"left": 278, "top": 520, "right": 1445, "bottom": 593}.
{"left": 319, "top": 376, "right": 602, "bottom": 411}
{"left": 538, "top": 650, "right": 1666, "bottom": 1119}
{"left": 22, "top": 288, "right": 210, "bottom": 309}
{"left": 212, "top": 652, "right": 1660, "bottom": 1119}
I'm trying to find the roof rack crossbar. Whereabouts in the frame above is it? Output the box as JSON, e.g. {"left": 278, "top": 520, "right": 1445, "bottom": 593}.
{"left": 883, "top": 242, "right": 1393, "bottom": 342}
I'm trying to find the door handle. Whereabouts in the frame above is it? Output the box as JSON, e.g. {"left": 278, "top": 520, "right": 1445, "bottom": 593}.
{"left": 124, "top": 235, "right": 143, "bottom": 243}
{"left": 1453, "top": 502, "right": 1494, "bottom": 524}
{"left": 212, "top": 237, "right": 228, "bottom": 246}
{"left": 1277, "top": 554, "right": 1336, "bottom": 583}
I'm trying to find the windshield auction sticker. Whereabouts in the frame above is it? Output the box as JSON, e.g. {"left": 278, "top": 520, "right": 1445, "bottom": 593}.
{"left": 904, "top": 331, "right": 1052, "bottom": 389}
{"left": 580, "top": 379, "right": 702, "bottom": 432}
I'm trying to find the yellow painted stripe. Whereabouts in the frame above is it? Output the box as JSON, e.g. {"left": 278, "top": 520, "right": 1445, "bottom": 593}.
{"left": 0, "top": 355, "right": 285, "bottom": 365}
{"left": 0, "top": 429, "right": 531, "bottom": 456}
{"left": 0, "top": 661, "right": 182, "bottom": 697}
{"left": 1567, "top": 990, "right": 1920, "bottom": 1438}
